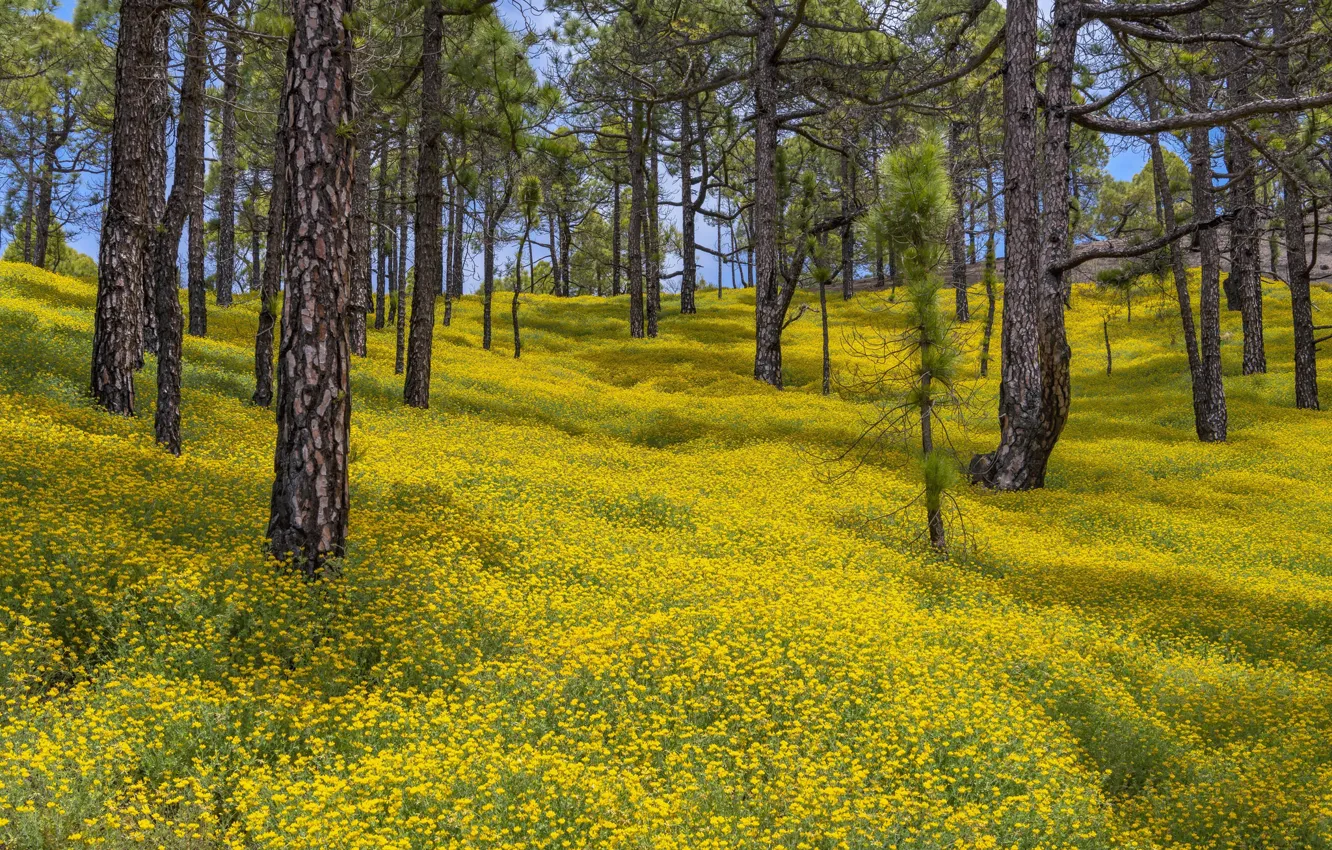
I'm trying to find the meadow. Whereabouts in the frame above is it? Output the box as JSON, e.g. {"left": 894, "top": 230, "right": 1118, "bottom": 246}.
{"left": 1, "top": 260, "right": 1332, "bottom": 849}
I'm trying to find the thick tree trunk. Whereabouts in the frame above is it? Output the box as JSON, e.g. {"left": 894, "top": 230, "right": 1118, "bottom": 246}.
{"left": 1275, "top": 5, "right": 1318, "bottom": 410}
{"left": 216, "top": 0, "right": 240, "bottom": 307}
{"left": 752, "top": 0, "right": 784, "bottom": 386}
{"left": 149, "top": 0, "right": 208, "bottom": 454}
{"left": 627, "top": 101, "right": 646, "bottom": 337}
{"left": 403, "top": 0, "right": 443, "bottom": 407}
{"left": 680, "top": 95, "right": 696, "bottom": 314}
{"left": 91, "top": 0, "right": 168, "bottom": 414}
{"left": 253, "top": 63, "right": 290, "bottom": 407}
{"left": 1187, "top": 37, "right": 1228, "bottom": 441}
{"left": 268, "top": 0, "right": 356, "bottom": 576}
{"left": 969, "top": 0, "right": 1046, "bottom": 488}
{"left": 140, "top": 11, "right": 170, "bottom": 363}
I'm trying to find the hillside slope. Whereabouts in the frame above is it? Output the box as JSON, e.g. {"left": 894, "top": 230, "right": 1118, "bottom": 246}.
{"left": 2, "top": 261, "right": 1332, "bottom": 849}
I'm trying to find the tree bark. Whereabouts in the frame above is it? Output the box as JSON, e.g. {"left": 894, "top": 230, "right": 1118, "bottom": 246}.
{"left": 752, "top": 0, "right": 785, "bottom": 386}
{"left": 268, "top": 0, "right": 356, "bottom": 576}
{"left": 1186, "top": 29, "right": 1228, "bottom": 441}
{"left": 403, "top": 0, "right": 443, "bottom": 407}
{"left": 187, "top": 127, "right": 207, "bottom": 338}
{"left": 394, "top": 123, "right": 409, "bottom": 375}
{"left": 969, "top": 0, "right": 1046, "bottom": 488}
{"left": 627, "top": 100, "right": 646, "bottom": 337}
{"left": 32, "top": 117, "right": 58, "bottom": 269}
{"left": 375, "top": 136, "right": 388, "bottom": 329}
{"left": 1275, "top": 4, "right": 1318, "bottom": 409}
{"left": 140, "top": 10, "right": 171, "bottom": 362}
{"left": 949, "top": 121, "right": 969, "bottom": 321}
{"left": 679, "top": 95, "right": 696, "bottom": 314}
{"left": 1225, "top": 51, "right": 1265, "bottom": 373}
{"left": 91, "top": 0, "right": 167, "bottom": 415}
{"left": 349, "top": 120, "right": 372, "bottom": 358}
{"left": 253, "top": 59, "right": 290, "bottom": 408}
{"left": 482, "top": 194, "right": 495, "bottom": 350}
{"left": 840, "top": 142, "right": 855, "bottom": 301}
{"left": 646, "top": 113, "right": 661, "bottom": 337}
{"left": 150, "top": 0, "right": 208, "bottom": 454}
{"left": 611, "top": 180, "right": 622, "bottom": 297}
{"left": 215, "top": 0, "right": 240, "bottom": 307}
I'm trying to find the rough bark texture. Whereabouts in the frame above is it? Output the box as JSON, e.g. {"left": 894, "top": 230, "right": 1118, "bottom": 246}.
{"left": 91, "top": 0, "right": 166, "bottom": 414}
{"left": 627, "top": 101, "right": 646, "bottom": 338}
{"left": 949, "top": 122, "right": 969, "bottom": 321}
{"left": 482, "top": 196, "right": 495, "bottom": 350}
{"left": 840, "top": 144, "right": 855, "bottom": 302}
{"left": 141, "top": 10, "right": 170, "bottom": 362}
{"left": 215, "top": 0, "right": 240, "bottom": 307}
{"left": 646, "top": 117, "right": 661, "bottom": 337}
{"left": 611, "top": 181, "right": 622, "bottom": 297}
{"left": 969, "top": 0, "right": 1045, "bottom": 488}
{"left": 403, "top": 0, "right": 443, "bottom": 407}
{"left": 679, "top": 96, "right": 696, "bottom": 314}
{"left": 1225, "top": 42, "right": 1265, "bottom": 374}
{"left": 150, "top": 0, "right": 208, "bottom": 454}
{"left": 268, "top": 0, "right": 356, "bottom": 576}
{"left": 349, "top": 122, "right": 372, "bottom": 358}
{"left": 394, "top": 124, "right": 409, "bottom": 375}
{"left": 253, "top": 65, "right": 290, "bottom": 408}
{"left": 1187, "top": 36, "right": 1228, "bottom": 441}
{"left": 752, "top": 1, "right": 784, "bottom": 387}
{"left": 559, "top": 212, "right": 571, "bottom": 297}
{"left": 375, "top": 136, "right": 388, "bottom": 329}
{"left": 1275, "top": 5, "right": 1318, "bottom": 410}
{"left": 449, "top": 180, "right": 464, "bottom": 299}
{"left": 187, "top": 131, "right": 207, "bottom": 338}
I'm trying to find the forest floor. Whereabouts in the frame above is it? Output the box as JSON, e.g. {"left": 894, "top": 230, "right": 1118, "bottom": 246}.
{"left": 2, "top": 260, "right": 1332, "bottom": 849}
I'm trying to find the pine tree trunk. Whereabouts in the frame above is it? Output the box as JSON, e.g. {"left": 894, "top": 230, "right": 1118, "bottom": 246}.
{"left": 140, "top": 10, "right": 171, "bottom": 362}
{"left": 253, "top": 60, "right": 290, "bottom": 408}
{"left": 949, "top": 121, "right": 969, "bottom": 321}
{"left": 1226, "top": 107, "right": 1265, "bottom": 373}
{"left": 482, "top": 200, "right": 495, "bottom": 351}
{"left": 449, "top": 182, "right": 464, "bottom": 299}
{"left": 187, "top": 136, "right": 207, "bottom": 337}
{"left": 969, "top": 0, "right": 1046, "bottom": 488}
{"left": 149, "top": 0, "right": 208, "bottom": 454}
{"left": 752, "top": 0, "right": 784, "bottom": 387}
{"left": 32, "top": 118, "right": 57, "bottom": 269}
{"left": 1275, "top": 4, "right": 1318, "bottom": 410}
{"left": 91, "top": 0, "right": 168, "bottom": 414}
{"left": 840, "top": 143, "right": 855, "bottom": 301}
{"left": 679, "top": 95, "right": 696, "bottom": 314}
{"left": 394, "top": 127, "right": 409, "bottom": 375}
{"left": 646, "top": 116, "right": 661, "bottom": 336}
{"left": 627, "top": 100, "right": 646, "bottom": 338}
{"left": 268, "top": 0, "right": 356, "bottom": 576}
{"left": 611, "top": 181, "right": 622, "bottom": 297}
{"left": 375, "top": 136, "right": 388, "bottom": 329}
{"left": 547, "top": 209, "right": 561, "bottom": 296}
{"left": 403, "top": 0, "right": 443, "bottom": 407}
{"left": 215, "top": 0, "right": 240, "bottom": 307}
{"left": 559, "top": 212, "right": 572, "bottom": 297}
{"left": 349, "top": 121, "right": 372, "bottom": 358}
{"left": 1187, "top": 34, "right": 1228, "bottom": 441}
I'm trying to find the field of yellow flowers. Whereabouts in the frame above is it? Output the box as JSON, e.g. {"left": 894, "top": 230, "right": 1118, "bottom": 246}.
{"left": 2, "top": 260, "right": 1332, "bottom": 849}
